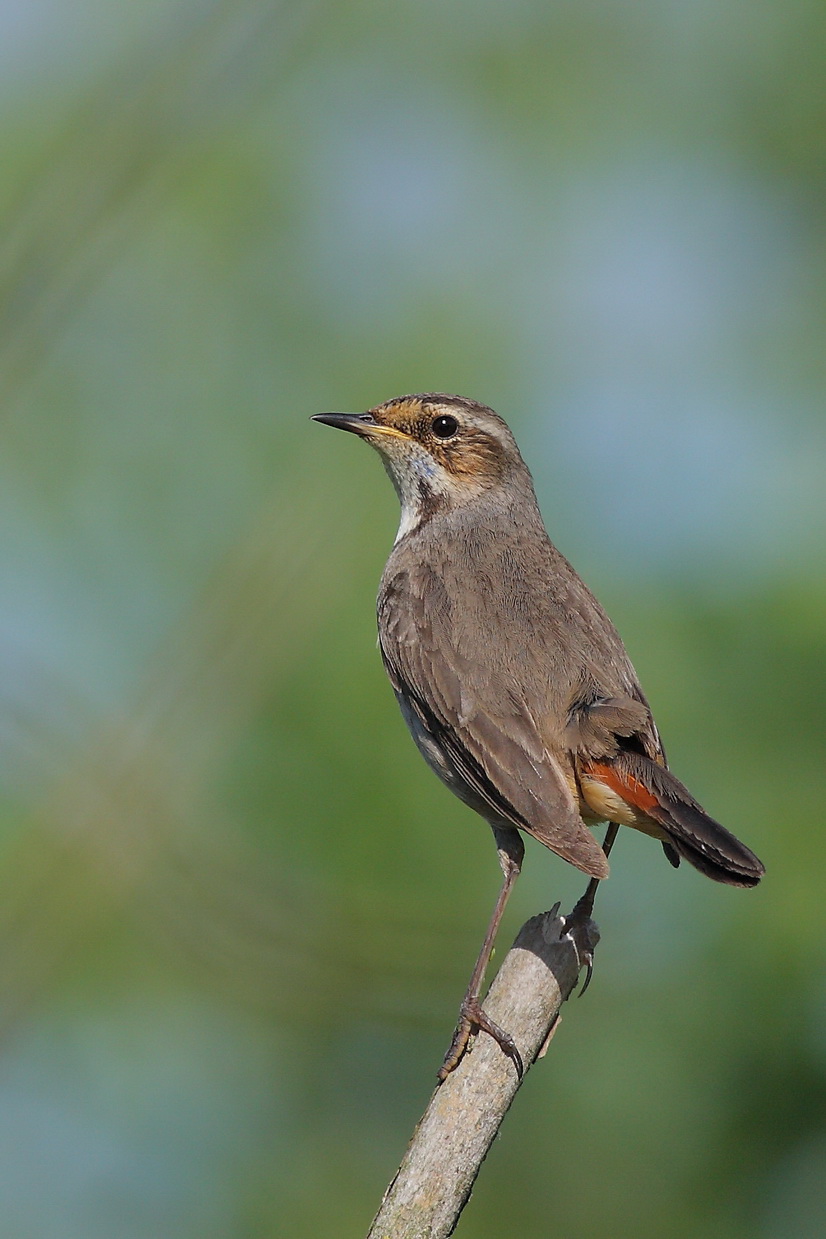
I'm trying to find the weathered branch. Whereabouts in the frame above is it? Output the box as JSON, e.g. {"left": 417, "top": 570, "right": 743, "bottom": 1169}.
{"left": 366, "top": 904, "right": 598, "bottom": 1239}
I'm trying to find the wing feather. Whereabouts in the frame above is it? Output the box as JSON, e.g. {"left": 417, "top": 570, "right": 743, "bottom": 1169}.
{"left": 378, "top": 565, "right": 609, "bottom": 879}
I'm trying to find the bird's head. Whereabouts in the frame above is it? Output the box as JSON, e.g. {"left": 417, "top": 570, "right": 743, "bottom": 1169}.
{"left": 313, "top": 393, "right": 532, "bottom": 541}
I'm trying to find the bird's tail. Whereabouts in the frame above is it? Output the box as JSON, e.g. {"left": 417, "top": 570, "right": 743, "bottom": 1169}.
{"left": 582, "top": 753, "right": 765, "bottom": 887}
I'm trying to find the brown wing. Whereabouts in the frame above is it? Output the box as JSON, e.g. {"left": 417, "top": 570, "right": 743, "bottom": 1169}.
{"left": 378, "top": 565, "right": 610, "bottom": 880}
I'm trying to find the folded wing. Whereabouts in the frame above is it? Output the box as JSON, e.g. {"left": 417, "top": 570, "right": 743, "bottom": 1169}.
{"left": 378, "top": 565, "right": 610, "bottom": 880}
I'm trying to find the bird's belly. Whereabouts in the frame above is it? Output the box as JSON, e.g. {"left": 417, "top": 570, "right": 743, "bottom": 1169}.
{"left": 401, "top": 701, "right": 453, "bottom": 785}
{"left": 395, "top": 691, "right": 498, "bottom": 822}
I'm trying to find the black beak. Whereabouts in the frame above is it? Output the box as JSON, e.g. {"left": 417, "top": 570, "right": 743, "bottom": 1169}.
{"left": 311, "top": 412, "right": 378, "bottom": 436}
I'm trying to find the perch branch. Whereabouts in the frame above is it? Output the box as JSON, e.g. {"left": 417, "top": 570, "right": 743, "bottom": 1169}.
{"left": 366, "top": 903, "right": 598, "bottom": 1239}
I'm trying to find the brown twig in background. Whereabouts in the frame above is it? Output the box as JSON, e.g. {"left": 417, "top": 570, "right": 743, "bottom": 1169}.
{"left": 366, "top": 905, "right": 598, "bottom": 1239}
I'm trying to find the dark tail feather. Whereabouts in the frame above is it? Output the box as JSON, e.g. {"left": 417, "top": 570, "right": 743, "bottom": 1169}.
{"left": 635, "top": 758, "right": 765, "bottom": 888}
{"left": 658, "top": 814, "right": 764, "bottom": 886}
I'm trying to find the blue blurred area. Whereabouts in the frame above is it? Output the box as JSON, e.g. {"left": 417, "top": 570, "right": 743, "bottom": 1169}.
{"left": 0, "top": 2, "right": 824, "bottom": 1235}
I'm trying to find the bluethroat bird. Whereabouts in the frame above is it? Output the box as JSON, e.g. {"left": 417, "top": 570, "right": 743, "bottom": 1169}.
{"left": 313, "top": 394, "right": 764, "bottom": 1079}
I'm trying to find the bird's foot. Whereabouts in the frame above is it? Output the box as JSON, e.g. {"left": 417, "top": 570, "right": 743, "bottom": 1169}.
{"left": 438, "top": 997, "right": 524, "bottom": 1082}
{"left": 562, "top": 897, "right": 601, "bottom": 996}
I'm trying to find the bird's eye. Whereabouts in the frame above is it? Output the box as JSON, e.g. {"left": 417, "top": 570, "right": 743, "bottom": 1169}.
{"left": 431, "top": 414, "right": 459, "bottom": 439}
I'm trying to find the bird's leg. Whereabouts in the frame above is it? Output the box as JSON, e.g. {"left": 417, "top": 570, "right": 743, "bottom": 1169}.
{"left": 438, "top": 827, "right": 525, "bottom": 1082}
{"left": 565, "top": 822, "right": 619, "bottom": 994}
{"left": 570, "top": 822, "right": 620, "bottom": 922}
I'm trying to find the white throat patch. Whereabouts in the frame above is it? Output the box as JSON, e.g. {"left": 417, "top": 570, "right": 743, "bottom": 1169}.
{"left": 377, "top": 441, "right": 452, "bottom": 545}
{"left": 394, "top": 503, "right": 421, "bottom": 545}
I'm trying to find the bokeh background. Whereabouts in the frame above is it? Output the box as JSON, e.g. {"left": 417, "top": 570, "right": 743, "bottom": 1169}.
{"left": 1, "top": 1, "right": 825, "bottom": 1236}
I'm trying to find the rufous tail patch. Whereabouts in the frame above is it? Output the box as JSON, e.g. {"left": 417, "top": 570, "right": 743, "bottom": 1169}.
{"left": 583, "top": 761, "right": 661, "bottom": 816}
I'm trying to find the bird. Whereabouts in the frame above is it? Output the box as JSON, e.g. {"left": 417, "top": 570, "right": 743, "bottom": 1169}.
{"left": 312, "top": 393, "right": 765, "bottom": 1079}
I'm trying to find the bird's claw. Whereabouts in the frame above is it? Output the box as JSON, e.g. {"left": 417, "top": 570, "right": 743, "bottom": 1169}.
{"left": 577, "top": 947, "right": 595, "bottom": 996}
{"left": 438, "top": 997, "right": 524, "bottom": 1082}
{"left": 561, "top": 904, "right": 600, "bottom": 997}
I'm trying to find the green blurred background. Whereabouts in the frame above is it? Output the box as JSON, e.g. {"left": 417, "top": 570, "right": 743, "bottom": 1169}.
{"left": 0, "top": 1, "right": 824, "bottom": 1235}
